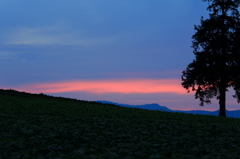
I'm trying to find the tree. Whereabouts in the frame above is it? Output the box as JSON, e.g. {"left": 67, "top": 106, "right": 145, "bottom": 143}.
{"left": 181, "top": 0, "right": 240, "bottom": 117}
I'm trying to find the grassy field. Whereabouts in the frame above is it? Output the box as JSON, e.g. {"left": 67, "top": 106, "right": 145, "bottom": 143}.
{"left": 1, "top": 89, "right": 240, "bottom": 159}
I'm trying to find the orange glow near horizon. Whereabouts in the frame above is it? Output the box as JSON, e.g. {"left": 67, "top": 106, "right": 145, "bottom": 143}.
{"left": 19, "top": 79, "right": 188, "bottom": 94}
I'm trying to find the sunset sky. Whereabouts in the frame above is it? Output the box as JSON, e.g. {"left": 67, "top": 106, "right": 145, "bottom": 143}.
{"left": 1, "top": 0, "right": 240, "bottom": 111}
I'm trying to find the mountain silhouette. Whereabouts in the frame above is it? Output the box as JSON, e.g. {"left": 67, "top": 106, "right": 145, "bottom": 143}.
{"left": 95, "top": 101, "right": 240, "bottom": 119}
{"left": 96, "top": 100, "right": 172, "bottom": 112}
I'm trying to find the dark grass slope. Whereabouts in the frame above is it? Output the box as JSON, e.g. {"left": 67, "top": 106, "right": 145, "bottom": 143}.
{"left": 1, "top": 89, "right": 240, "bottom": 159}
{"left": 0, "top": 89, "right": 121, "bottom": 108}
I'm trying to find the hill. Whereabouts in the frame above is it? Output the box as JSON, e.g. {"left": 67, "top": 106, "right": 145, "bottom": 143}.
{"left": 96, "top": 100, "right": 240, "bottom": 118}
{"left": 95, "top": 100, "right": 172, "bottom": 112}
{"left": 1, "top": 89, "right": 240, "bottom": 159}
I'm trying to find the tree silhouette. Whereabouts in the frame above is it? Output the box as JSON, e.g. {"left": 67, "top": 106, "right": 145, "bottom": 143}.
{"left": 181, "top": 0, "right": 240, "bottom": 117}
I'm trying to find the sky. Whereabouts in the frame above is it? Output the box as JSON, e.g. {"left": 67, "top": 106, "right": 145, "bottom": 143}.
{"left": 1, "top": 0, "right": 240, "bottom": 111}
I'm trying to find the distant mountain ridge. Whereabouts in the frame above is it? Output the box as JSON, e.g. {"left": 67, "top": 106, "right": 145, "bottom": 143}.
{"left": 95, "top": 101, "right": 240, "bottom": 119}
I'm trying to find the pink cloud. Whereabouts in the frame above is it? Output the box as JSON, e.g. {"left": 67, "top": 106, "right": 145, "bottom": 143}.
{"left": 19, "top": 79, "right": 189, "bottom": 94}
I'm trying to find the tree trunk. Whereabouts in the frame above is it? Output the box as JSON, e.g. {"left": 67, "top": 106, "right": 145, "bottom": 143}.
{"left": 219, "top": 79, "right": 226, "bottom": 117}
{"left": 218, "top": 0, "right": 226, "bottom": 118}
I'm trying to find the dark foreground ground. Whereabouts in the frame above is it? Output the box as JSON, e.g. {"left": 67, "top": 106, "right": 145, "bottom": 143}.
{"left": 1, "top": 89, "right": 240, "bottom": 159}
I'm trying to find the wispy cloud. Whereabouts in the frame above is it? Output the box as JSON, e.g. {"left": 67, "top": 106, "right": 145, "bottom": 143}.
{"left": 5, "top": 24, "right": 120, "bottom": 46}
{"left": 0, "top": 51, "right": 20, "bottom": 59}
{"left": 19, "top": 79, "right": 187, "bottom": 94}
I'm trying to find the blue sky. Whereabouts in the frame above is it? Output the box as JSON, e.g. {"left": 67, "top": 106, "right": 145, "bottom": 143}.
{"left": 1, "top": 0, "right": 239, "bottom": 111}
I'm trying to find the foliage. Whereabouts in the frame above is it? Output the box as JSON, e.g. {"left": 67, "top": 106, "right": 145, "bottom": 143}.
{"left": 1, "top": 89, "right": 240, "bottom": 158}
